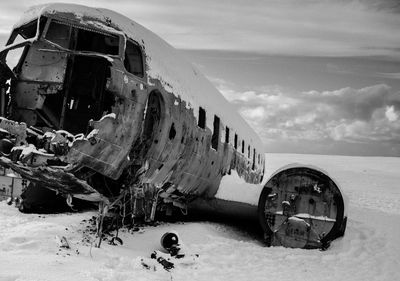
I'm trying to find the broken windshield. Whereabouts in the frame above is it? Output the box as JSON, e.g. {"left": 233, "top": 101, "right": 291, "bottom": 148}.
{"left": 7, "top": 19, "right": 39, "bottom": 45}
{"left": 1, "top": 19, "right": 45, "bottom": 71}
{"left": 44, "top": 20, "right": 120, "bottom": 56}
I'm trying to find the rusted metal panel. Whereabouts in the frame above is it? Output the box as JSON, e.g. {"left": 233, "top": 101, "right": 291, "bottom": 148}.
{"left": 19, "top": 41, "right": 68, "bottom": 83}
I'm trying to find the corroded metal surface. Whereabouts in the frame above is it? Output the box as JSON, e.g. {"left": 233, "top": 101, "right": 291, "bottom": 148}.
{"left": 0, "top": 6, "right": 264, "bottom": 225}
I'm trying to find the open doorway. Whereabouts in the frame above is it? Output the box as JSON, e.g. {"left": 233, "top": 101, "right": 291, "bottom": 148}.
{"left": 36, "top": 19, "right": 119, "bottom": 133}
{"left": 38, "top": 56, "right": 113, "bottom": 134}
{"left": 62, "top": 56, "right": 113, "bottom": 133}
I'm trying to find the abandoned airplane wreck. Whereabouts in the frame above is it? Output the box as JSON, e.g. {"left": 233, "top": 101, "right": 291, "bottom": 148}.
{"left": 0, "top": 3, "right": 347, "bottom": 249}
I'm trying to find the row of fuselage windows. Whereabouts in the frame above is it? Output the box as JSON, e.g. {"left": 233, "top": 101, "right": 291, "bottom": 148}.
{"left": 198, "top": 107, "right": 262, "bottom": 169}
{"left": 119, "top": 42, "right": 263, "bottom": 168}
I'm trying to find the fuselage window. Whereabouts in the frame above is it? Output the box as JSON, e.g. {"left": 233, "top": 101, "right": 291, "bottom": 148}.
{"left": 242, "top": 140, "right": 245, "bottom": 154}
{"left": 225, "top": 126, "right": 230, "bottom": 143}
{"left": 76, "top": 29, "right": 119, "bottom": 55}
{"left": 198, "top": 107, "right": 206, "bottom": 129}
{"left": 124, "top": 40, "right": 144, "bottom": 77}
{"left": 252, "top": 148, "right": 256, "bottom": 170}
{"left": 15, "top": 19, "right": 42, "bottom": 42}
{"left": 45, "top": 21, "right": 71, "bottom": 48}
{"left": 211, "top": 115, "right": 220, "bottom": 150}
{"left": 4, "top": 18, "right": 46, "bottom": 71}
{"left": 234, "top": 133, "right": 238, "bottom": 149}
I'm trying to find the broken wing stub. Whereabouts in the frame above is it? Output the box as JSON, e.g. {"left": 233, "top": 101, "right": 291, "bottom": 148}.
{"left": 0, "top": 116, "right": 166, "bottom": 245}
{"left": 0, "top": 117, "right": 108, "bottom": 203}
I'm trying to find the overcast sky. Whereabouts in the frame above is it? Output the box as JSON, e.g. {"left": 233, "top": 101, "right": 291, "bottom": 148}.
{"left": 1, "top": 0, "right": 399, "bottom": 156}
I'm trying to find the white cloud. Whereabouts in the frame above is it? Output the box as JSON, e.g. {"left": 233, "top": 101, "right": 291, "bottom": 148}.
{"left": 213, "top": 79, "right": 400, "bottom": 155}
{"left": 1, "top": 0, "right": 400, "bottom": 58}
{"left": 375, "top": 72, "right": 400, "bottom": 80}
{"left": 294, "top": 113, "right": 317, "bottom": 125}
{"left": 241, "top": 106, "right": 266, "bottom": 121}
{"left": 385, "top": 105, "right": 398, "bottom": 122}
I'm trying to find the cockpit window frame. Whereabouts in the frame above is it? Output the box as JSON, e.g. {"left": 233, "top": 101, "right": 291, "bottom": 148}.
{"left": 0, "top": 18, "right": 47, "bottom": 71}
{"left": 1, "top": 18, "right": 46, "bottom": 55}
{"left": 6, "top": 19, "right": 39, "bottom": 46}
{"left": 41, "top": 17, "right": 123, "bottom": 57}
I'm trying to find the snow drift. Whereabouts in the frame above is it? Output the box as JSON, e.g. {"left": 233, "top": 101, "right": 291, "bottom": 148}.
{"left": 0, "top": 153, "right": 399, "bottom": 281}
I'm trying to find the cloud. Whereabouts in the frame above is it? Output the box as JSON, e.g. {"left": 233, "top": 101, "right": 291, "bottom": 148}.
{"left": 374, "top": 72, "right": 400, "bottom": 80}
{"left": 213, "top": 79, "right": 400, "bottom": 155}
{"left": 385, "top": 105, "right": 398, "bottom": 121}
{"left": 1, "top": 0, "right": 400, "bottom": 58}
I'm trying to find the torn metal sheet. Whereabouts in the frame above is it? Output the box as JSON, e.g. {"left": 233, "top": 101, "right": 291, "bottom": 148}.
{"left": 0, "top": 156, "right": 106, "bottom": 202}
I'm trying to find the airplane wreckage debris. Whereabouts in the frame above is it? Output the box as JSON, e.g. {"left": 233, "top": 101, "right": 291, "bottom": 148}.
{"left": 258, "top": 166, "right": 347, "bottom": 249}
{"left": 143, "top": 231, "right": 199, "bottom": 272}
{"left": 0, "top": 3, "right": 347, "bottom": 250}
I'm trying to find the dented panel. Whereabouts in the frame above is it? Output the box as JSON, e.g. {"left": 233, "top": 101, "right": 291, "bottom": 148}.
{"left": 18, "top": 41, "right": 68, "bottom": 83}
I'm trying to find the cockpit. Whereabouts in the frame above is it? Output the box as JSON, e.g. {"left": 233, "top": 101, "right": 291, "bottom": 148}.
{"left": 0, "top": 15, "right": 143, "bottom": 135}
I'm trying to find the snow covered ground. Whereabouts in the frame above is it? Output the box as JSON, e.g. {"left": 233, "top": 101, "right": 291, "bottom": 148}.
{"left": 0, "top": 153, "right": 399, "bottom": 281}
